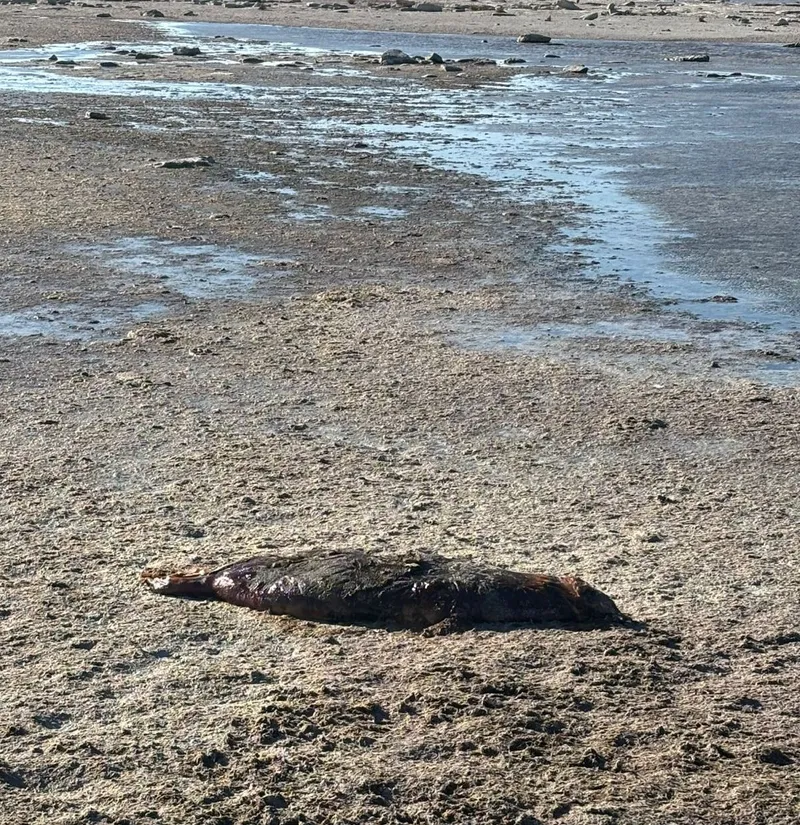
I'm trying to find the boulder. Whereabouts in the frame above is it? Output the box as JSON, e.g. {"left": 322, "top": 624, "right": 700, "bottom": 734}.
{"left": 380, "top": 49, "right": 415, "bottom": 65}
{"left": 517, "top": 32, "right": 551, "bottom": 43}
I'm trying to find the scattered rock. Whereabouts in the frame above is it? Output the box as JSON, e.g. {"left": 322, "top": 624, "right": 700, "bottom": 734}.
{"left": 99, "top": 61, "right": 118, "bottom": 68}
{"left": 154, "top": 156, "right": 215, "bottom": 169}
{"left": 380, "top": 49, "right": 415, "bottom": 65}
{"left": 774, "top": 18, "right": 789, "bottom": 26}
{"left": 134, "top": 52, "right": 160, "bottom": 61}
{"left": 517, "top": 32, "right": 551, "bottom": 43}
{"left": 443, "top": 63, "right": 463, "bottom": 72}
{"left": 505, "top": 57, "right": 526, "bottom": 64}
{"left": 582, "top": 11, "right": 598, "bottom": 19}
{"left": 241, "top": 56, "right": 264, "bottom": 63}
{"left": 561, "top": 64, "right": 588, "bottom": 74}
{"left": 556, "top": 0, "right": 579, "bottom": 8}
{"left": 428, "top": 51, "right": 444, "bottom": 64}
{"left": 84, "top": 111, "right": 109, "bottom": 120}
{"left": 172, "top": 46, "right": 203, "bottom": 57}
{"left": 142, "top": 8, "right": 164, "bottom": 16}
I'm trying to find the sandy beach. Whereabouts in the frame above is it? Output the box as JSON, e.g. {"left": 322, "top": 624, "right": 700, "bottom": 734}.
{"left": 1, "top": 2, "right": 799, "bottom": 824}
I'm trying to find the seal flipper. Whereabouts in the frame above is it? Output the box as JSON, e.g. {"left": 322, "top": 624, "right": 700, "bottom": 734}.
{"left": 141, "top": 568, "right": 215, "bottom": 600}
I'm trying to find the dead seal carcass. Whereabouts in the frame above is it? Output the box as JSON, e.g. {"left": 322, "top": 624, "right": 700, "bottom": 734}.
{"left": 141, "top": 551, "right": 623, "bottom": 631}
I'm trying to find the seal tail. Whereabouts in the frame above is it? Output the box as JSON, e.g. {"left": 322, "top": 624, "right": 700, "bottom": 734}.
{"left": 141, "top": 567, "right": 215, "bottom": 600}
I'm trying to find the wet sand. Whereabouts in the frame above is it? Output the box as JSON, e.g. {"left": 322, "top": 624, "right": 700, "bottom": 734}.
{"left": 1, "top": 4, "right": 800, "bottom": 825}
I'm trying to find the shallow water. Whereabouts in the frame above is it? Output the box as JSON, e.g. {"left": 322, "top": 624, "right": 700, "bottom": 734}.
{"left": 1, "top": 24, "right": 799, "bottom": 359}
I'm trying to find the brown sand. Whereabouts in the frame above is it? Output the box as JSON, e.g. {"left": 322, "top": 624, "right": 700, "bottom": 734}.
{"left": 0, "top": 4, "right": 799, "bottom": 825}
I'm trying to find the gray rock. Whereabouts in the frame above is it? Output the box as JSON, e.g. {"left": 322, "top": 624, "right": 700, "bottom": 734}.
{"left": 561, "top": 64, "right": 588, "bottom": 74}
{"left": 415, "top": 1, "right": 443, "bottom": 9}
{"left": 85, "top": 111, "right": 110, "bottom": 120}
{"left": 99, "top": 61, "right": 119, "bottom": 68}
{"left": 517, "top": 32, "right": 551, "bottom": 43}
{"left": 142, "top": 8, "right": 164, "bottom": 16}
{"left": 428, "top": 52, "right": 444, "bottom": 64}
{"left": 155, "top": 156, "right": 215, "bottom": 169}
{"left": 556, "top": 0, "right": 579, "bottom": 9}
{"left": 582, "top": 11, "right": 598, "bottom": 19}
{"left": 241, "top": 56, "right": 264, "bottom": 63}
{"left": 380, "top": 49, "right": 415, "bottom": 65}
{"left": 774, "top": 17, "right": 788, "bottom": 26}
{"left": 443, "top": 63, "right": 463, "bottom": 72}
{"left": 172, "top": 46, "right": 203, "bottom": 56}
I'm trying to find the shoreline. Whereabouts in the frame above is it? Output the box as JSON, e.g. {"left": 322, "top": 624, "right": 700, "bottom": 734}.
{"left": 2, "top": 0, "right": 800, "bottom": 44}
{"left": 1, "top": 6, "right": 799, "bottom": 825}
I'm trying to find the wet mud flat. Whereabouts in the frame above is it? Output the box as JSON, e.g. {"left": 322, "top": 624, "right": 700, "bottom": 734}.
{"left": 2, "top": 7, "right": 800, "bottom": 825}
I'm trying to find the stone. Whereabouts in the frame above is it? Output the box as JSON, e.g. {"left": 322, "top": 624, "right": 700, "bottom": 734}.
{"left": 556, "top": 0, "right": 579, "bottom": 8}
{"left": 428, "top": 52, "right": 444, "bottom": 63}
{"left": 142, "top": 8, "right": 164, "bottom": 16}
{"left": 665, "top": 53, "right": 710, "bottom": 62}
{"left": 241, "top": 56, "right": 264, "bottom": 63}
{"left": 505, "top": 57, "right": 526, "bottom": 64}
{"left": 415, "top": 1, "right": 443, "bottom": 9}
{"left": 582, "top": 11, "right": 598, "bottom": 19}
{"left": 134, "top": 52, "right": 160, "bottom": 60}
{"left": 517, "top": 32, "right": 551, "bottom": 43}
{"left": 172, "top": 46, "right": 203, "bottom": 56}
{"left": 443, "top": 63, "right": 463, "bottom": 72}
{"left": 380, "top": 49, "right": 415, "bottom": 65}
{"left": 774, "top": 17, "right": 788, "bottom": 26}
{"left": 99, "top": 61, "right": 119, "bottom": 68}
{"left": 561, "top": 64, "right": 588, "bottom": 74}
{"left": 85, "top": 111, "right": 109, "bottom": 120}
{"left": 155, "top": 156, "right": 215, "bottom": 169}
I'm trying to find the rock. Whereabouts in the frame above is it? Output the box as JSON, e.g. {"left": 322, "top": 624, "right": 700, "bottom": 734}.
{"left": 556, "top": 0, "right": 579, "bottom": 8}
{"left": 142, "top": 8, "right": 165, "bottom": 16}
{"left": 428, "top": 52, "right": 444, "bottom": 63}
{"left": 134, "top": 52, "right": 160, "bottom": 60}
{"left": 561, "top": 64, "right": 588, "bottom": 74}
{"left": 380, "top": 49, "right": 415, "bottom": 65}
{"left": 582, "top": 11, "right": 598, "bottom": 19}
{"left": 757, "top": 747, "right": 793, "bottom": 766}
{"left": 774, "top": 17, "right": 788, "bottom": 26}
{"left": 99, "top": 61, "right": 119, "bottom": 68}
{"left": 154, "top": 156, "right": 215, "bottom": 169}
{"left": 505, "top": 57, "right": 526, "bottom": 64}
{"left": 665, "top": 53, "right": 710, "bottom": 62}
{"left": 517, "top": 32, "right": 551, "bottom": 43}
{"left": 85, "top": 111, "right": 109, "bottom": 120}
{"left": 443, "top": 63, "right": 463, "bottom": 72}
{"left": 415, "top": 1, "right": 443, "bottom": 9}
{"left": 172, "top": 46, "right": 202, "bottom": 56}
{"left": 54, "top": 59, "right": 75, "bottom": 66}
{"left": 241, "top": 56, "right": 264, "bottom": 63}
{"left": 96, "top": 11, "right": 111, "bottom": 16}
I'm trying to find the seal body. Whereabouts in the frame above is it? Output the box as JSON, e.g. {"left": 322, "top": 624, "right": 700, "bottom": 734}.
{"left": 141, "top": 551, "right": 623, "bottom": 629}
